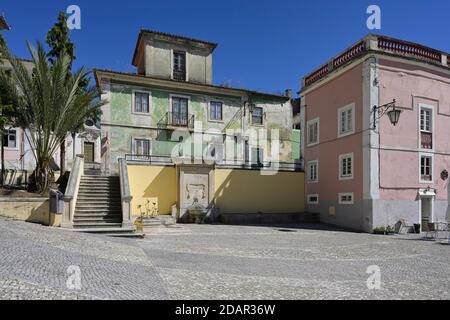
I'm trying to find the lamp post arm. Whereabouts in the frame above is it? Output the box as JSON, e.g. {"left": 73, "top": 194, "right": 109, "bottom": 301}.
{"left": 372, "top": 99, "right": 397, "bottom": 130}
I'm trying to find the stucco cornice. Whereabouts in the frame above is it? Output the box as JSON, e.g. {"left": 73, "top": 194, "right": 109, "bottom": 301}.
{"left": 300, "top": 34, "right": 450, "bottom": 95}
{"left": 300, "top": 51, "right": 450, "bottom": 97}
{"left": 132, "top": 28, "right": 218, "bottom": 67}
{"left": 94, "top": 69, "right": 290, "bottom": 101}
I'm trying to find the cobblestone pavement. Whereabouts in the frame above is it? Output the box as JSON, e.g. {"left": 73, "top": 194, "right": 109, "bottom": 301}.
{"left": 0, "top": 217, "right": 449, "bottom": 299}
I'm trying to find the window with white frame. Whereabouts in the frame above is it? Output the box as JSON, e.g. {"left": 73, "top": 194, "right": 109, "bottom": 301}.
{"left": 307, "top": 118, "right": 319, "bottom": 146}
{"left": 307, "top": 194, "right": 319, "bottom": 205}
{"left": 209, "top": 101, "right": 223, "bottom": 121}
{"left": 420, "top": 105, "right": 433, "bottom": 149}
{"left": 420, "top": 107, "right": 432, "bottom": 132}
{"left": 338, "top": 103, "right": 355, "bottom": 137}
{"left": 338, "top": 192, "right": 354, "bottom": 204}
{"left": 251, "top": 106, "right": 263, "bottom": 125}
{"left": 134, "top": 138, "right": 150, "bottom": 156}
{"left": 307, "top": 160, "right": 318, "bottom": 183}
{"left": 339, "top": 153, "right": 353, "bottom": 180}
{"left": 2, "top": 129, "right": 16, "bottom": 148}
{"left": 420, "top": 155, "right": 432, "bottom": 182}
{"left": 173, "top": 51, "right": 186, "bottom": 81}
{"left": 134, "top": 91, "right": 150, "bottom": 113}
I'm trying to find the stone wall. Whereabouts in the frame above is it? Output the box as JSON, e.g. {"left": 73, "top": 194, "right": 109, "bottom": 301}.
{"left": 0, "top": 197, "right": 51, "bottom": 225}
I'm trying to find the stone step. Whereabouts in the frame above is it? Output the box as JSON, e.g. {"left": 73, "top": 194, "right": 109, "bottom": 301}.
{"left": 73, "top": 217, "right": 122, "bottom": 223}
{"left": 74, "top": 210, "right": 122, "bottom": 216}
{"left": 79, "top": 181, "right": 119, "bottom": 185}
{"left": 78, "top": 185, "right": 120, "bottom": 189}
{"left": 76, "top": 196, "right": 121, "bottom": 201}
{"left": 68, "top": 228, "right": 143, "bottom": 238}
{"left": 75, "top": 207, "right": 121, "bottom": 212}
{"left": 75, "top": 206, "right": 122, "bottom": 213}
{"left": 101, "top": 232, "right": 145, "bottom": 238}
{"left": 76, "top": 199, "right": 121, "bottom": 203}
{"left": 76, "top": 204, "right": 121, "bottom": 208}
{"left": 78, "top": 189, "right": 120, "bottom": 193}
{"left": 77, "top": 190, "right": 120, "bottom": 194}
{"left": 80, "top": 176, "right": 120, "bottom": 183}
{"left": 74, "top": 212, "right": 122, "bottom": 219}
{"left": 77, "top": 191, "right": 120, "bottom": 195}
{"left": 73, "top": 222, "right": 123, "bottom": 228}
{"left": 81, "top": 176, "right": 119, "bottom": 180}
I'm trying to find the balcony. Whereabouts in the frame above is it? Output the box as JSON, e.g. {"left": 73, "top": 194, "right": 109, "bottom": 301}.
{"left": 302, "top": 34, "right": 449, "bottom": 89}
{"left": 173, "top": 70, "right": 186, "bottom": 81}
{"left": 421, "top": 132, "right": 433, "bottom": 149}
{"left": 159, "top": 112, "right": 194, "bottom": 129}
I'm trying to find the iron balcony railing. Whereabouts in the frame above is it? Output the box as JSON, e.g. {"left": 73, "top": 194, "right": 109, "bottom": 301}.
{"left": 125, "top": 154, "right": 174, "bottom": 164}
{"left": 125, "top": 154, "right": 303, "bottom": 172}
{"left": 173, "top": 70, "right": 186, "bottom": 81}
{"left": 160, "top": 112, "right": 195, "bottom": 128}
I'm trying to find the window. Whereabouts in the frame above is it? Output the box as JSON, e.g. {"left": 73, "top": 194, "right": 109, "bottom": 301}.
{"left": 173, "top": 51, "right": 186, "bottom": 81}
{"left": 420, "top": 155, "right": 432, "bottom": 182}
{"left": 420, "top": 105, "right": 433, "bottom": 149}
{"left": 307, "top": 118, "right": 319, "bottom": 146}
{"left": 307, "top": 194, "right": 319, "bottom": 205}
{"left": 251, "top": 106, "right": 263, "bottom": 125}
{"left": 420, "top": 108, "right": 432, "bottom": 132}
{"left": 2, "top": 129, "right": 16, "bottom": 148}
{"left": 134, "top": 139, "right": 150, "bottom": 156}
{"left": 171, "top": 96, "right": 189, "bottom": 126}
{"left": 307, "top": 160, "right": 318, "bottom": 183}
{"left": 209, "top": 101, "right": 223, "bottom": 121}
{"left": 338, "top": 192, "right": 354, "bottom": 205}
{"left": 134, "top": 91, "right": 150, "bottom": 113}
{"left": 339, "top": 153, "right": 353, "bottom": 180}
{"left": 338, "top": 103, "right": 355, "bottom": 137}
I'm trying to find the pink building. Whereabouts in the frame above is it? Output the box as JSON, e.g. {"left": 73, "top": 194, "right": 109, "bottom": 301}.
{"left": 300, "top": 34, "right": 450, "bottom": 232}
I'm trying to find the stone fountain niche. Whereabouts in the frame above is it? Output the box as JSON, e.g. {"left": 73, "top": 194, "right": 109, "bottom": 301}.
{"left": 177, "top": 165, "right": 217, "bottom": 223}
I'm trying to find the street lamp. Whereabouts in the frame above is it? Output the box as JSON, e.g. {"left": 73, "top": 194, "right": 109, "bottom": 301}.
{"left": 372, "top": 99, "right": 402, "bottom": 130}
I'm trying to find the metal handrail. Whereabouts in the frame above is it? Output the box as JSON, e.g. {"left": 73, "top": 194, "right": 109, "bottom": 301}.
{"left": 124, "top": 154, "right": 303, "bottom": 171}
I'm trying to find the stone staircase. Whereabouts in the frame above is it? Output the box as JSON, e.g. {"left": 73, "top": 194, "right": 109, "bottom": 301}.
{"left": 73, "top": 175, "right": 140, "bottom": 237}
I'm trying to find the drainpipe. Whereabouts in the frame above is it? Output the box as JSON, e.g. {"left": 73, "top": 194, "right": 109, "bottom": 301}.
{"left": 71, "top": 131, "right": 76, "bottom": 169}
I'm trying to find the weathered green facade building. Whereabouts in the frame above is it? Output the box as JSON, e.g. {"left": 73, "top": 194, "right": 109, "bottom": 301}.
{"left": 94, "top": 29, "right": 300, "bottom": 173}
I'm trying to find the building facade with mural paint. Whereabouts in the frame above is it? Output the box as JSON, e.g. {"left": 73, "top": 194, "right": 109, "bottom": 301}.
{"left": 95, "top": 29, "right": 300, "bottom": 175}
{"left": 94, "top": 29, "right": 303, "bottom": 222}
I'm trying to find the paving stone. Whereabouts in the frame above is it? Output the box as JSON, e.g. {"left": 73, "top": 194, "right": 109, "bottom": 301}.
{"left": 0, "top": 218, "right": 449, "bottom": 299}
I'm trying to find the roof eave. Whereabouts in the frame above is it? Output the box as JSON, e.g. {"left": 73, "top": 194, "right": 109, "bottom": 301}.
{"left": 131, "top": 29, "right": 218, "bottom": 67}
{"left": 93, "top": 69, "right": 289, "bottom": 101}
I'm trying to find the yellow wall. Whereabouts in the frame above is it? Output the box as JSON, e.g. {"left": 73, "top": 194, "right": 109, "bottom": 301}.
{"left": 127, "top": 165, "right": 177, "bottom": 216}
{"left": 0, "top": 198, "right": 50, "bottom": 225}
{"left": 214, "top": 169, "right": 305, "bottom": 213}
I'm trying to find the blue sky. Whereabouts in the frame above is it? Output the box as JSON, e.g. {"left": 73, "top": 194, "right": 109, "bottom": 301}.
{"left": 2, "top": 0, "right": 450, "bottom": 95}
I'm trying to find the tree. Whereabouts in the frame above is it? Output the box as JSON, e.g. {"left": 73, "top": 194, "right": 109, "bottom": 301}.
{"left": 0, "top": 69, "right": 15, "bottom": 186}
{"left": 46, "top": 12, "right": 74, "bottom": 175}
{"left": 0, "top": 35, "right": 14, "bottom": 186}
{"left": 0, "top": 42, "right": 104, "bottom": 193}
{"left": 46, "top": 12, "right": 75, "bottom": 67}
{"left": 46, "top": 11, "right": 93, "bottom": 174}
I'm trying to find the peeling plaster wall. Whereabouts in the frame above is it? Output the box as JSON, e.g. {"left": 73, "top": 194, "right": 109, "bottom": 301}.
{"left": 144, "top": 40, "right": 213, "bottom": 84}
{"left": 101, "top": 81, "right": 295, "bottom": 172}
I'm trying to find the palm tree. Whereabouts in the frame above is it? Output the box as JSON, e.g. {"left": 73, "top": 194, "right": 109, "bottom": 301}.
{"left": 0, "top": 42, "right": 104, "bottom": 193}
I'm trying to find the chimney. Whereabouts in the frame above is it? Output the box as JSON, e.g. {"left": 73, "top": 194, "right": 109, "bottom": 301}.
{"left": 285, "top": 88, "right": 292, "bottom": 98}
